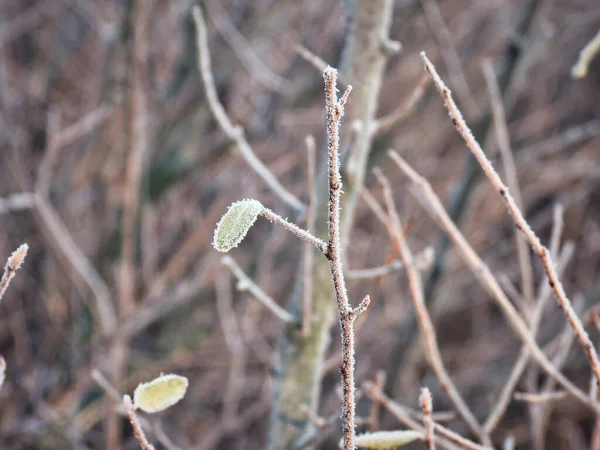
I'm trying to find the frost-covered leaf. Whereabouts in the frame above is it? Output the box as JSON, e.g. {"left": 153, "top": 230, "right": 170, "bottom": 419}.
{"left": 340, "top": 430, "right": 422, "bottom": 449}
{"left": 133, "top": 374, "right": 189, "bottom": 413}
{"left": 213, "top": 199, "right": 264, "bottom": 252}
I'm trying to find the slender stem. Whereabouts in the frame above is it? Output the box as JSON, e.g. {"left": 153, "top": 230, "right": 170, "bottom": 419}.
{"left": 388, "top": 150, "right": 599, "bottom": 413}
{"left": 123, "top": 395, "right": 156, "bottom": 450}
{"left": 222, "top": 255, "right": 296, "bottom": 325}
{"left": 422, "top": 51, "right": 600, "bottom": 401}
{"left": 373, "top": 168, "right": 487, "bottom": 444}
{"left": 323, "top": 66, "right": 368, "bottom": 450}
{"left": 192, "top": 6, "right": 304, "bottom": 212}
{"left": 260, "top": 209, "right": 326, "bottom": 253}
{"left": 420, "top": 388, "right": 435, "bottom": 450}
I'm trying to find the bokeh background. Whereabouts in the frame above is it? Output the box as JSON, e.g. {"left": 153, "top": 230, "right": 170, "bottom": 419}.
{"left": 1, "top": 0, "right": 599, "bottom": 449}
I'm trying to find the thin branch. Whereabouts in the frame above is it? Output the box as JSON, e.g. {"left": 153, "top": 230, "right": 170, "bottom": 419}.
{"left": 420, "top": 388, "right": 435, "bottom": 450}
{"left": 420, "top": 0, "right": 478, "bottom": 117}
{"left": 123, "top": 395, "right": 156, "bottom": 450}
{"left": 364, "top": 381, "right": 490, "bottom": 450}
{"left": 422, "top": 51, "right": 600, "bottom": 402}
{"left": 302, "top": 135, "right": 317, "bottom": 336}
{"left": 222, "top": 256, "right": 295, "bottom": 325}
{"left": 295, "top": 45, "right": 350, "bottom": 88}
{"left": 36, "top": 106, "right": 112, "bottom": 197}
{"left": 323, "top": 67, "right": 369, "bottom": 450}
{"left": 216, "top": 273, "right": 246, "bottom": 422}
{"left": 0, "top": 356, "right": 5, "bottom": 391}
{"left": 0, "top": 243, "right": 28, "bottom": 304}
{"left": 374, "top": 73, "right": 430, "bottom": 133}
{"left": 514, "top": 391, "right": 568, "bottom": 403}
{"left": 204, "top": 0, "right": 288, "bottom": 93}
{"left": 388, "top": 149, "right": 598, "bottom": 413}
{"left": 109, "top": 1, "right": 150, "bottom": 446}
{"left": 483, "top": 58, "right": 534, "bottom": 307}
{"left": 346, "top": 247, "right": 434, "bottom": 280}
{"left": 260, "top": 208, "right": 326, "bottom": 253}
{"left": 192, "top": 6, "right": 304, "bottom": 212}
{"left": 368, "top": 371, "right": 386, "bottom": 431}
{"left": 373, "top": 168, "right": 486, "bottom": 443}
{"left": 34, "top": 196, "right": 117, "bottom": 334}
{"left": 483, "top": 241, "right": 573, "bottom": 433}
{"left": 571, "top": 29, "right": 600, "bottom": 79}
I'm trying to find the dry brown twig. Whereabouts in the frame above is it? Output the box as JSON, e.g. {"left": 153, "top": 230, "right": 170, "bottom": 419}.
{"left": 421, "top": 51, "right": 600, "bottom": 403}
{"left": 222, "top": 255, "right": 295, "bottom": 325}
{"left": 514, "top": 391, "right": 568, "bottom": 403}
{"left": 364, "top": 381, "right": 491, "bottom": 450}
{"left": 346, "top": 246, "right": 434, "bottom": 280}
{"left": 420, "top": 388, "right": 435, "bottom": 450}
{"left": 215, "top": 273, "right": 247, "bottom": 422}
{"left": 205, "top": 0, "right": 289, "bottom": 93}
{"left": 483, "top": 204, "right": 569, "bottom": 433}
{"left": 374, "top": 73, "right": 430, "bottom": 133}
{"left": 483, "top": 58, "right": 534, "bottom": 308}
{"left": 420, "top": 0, "right": 478, "bottom": 117}
{"left": 108, "top": 1, "right": 151, "bottom": 447}
{"left": 192, "top": 6, "right": 304, "bottom": 212}
{"left": 372, "top": 168, "right": 487, "bottom": 445}
{"left": 388, "top": 148, "right": 597, "bottom": 413}
{"left": 302, "top": 135, "right": 317, "bottom": 336}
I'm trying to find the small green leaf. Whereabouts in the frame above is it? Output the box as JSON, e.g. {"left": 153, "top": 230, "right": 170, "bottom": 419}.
{"left": 213, "top": 199, "right": 264, "bottom": 252}
{"left": 341, "top": 430, "right": 422, "bottom": 449}
{"left": 133, "top": 374, "right": 189, "bottom": 413}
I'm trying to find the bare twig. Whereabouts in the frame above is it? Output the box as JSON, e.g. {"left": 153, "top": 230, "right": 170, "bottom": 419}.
{"left": 295, "top": 44, "right": 328, "bottom": 73}
{"left": 373, "top": 168, "right": 486, "bottom": 443}
{"left": 514, "top": 391, "right": 568, "bottom": 403}
{"left": 302, "top": 136, "right": 317, "bottom": 336}
{"left": 109, "top": 1, "right": 150, "bottom": 447}
{"left": 216, "top": 273, "right": 246, "bottom": 422}
{"left": 0, "top": 244, "right": 28, "bottom": 303}
{"left": 192, "top": 6, "right": 304, "bottom": 212}
{"left": 204, "top": 0, "right": 289, "bottom": 93}
{"left": 294, "top": 45, "right": 350, "bottom": 88}
{"left": 571, "top": 29, "right": 600, "bottom": 79}
{"left": 364, "top": 381, "right": 490, "bottom": 450}
{"left": 123, "top": 395, "right": 156, "bottom": 450}
{"left": 36, "top": 106, "right": 112, "bottom": 197}
{"left": 420, "top": 388, "right": 435, "bottom": 450}
{"left": 388, "top": 150, "right": 598, "bottom": 413}
{"left": 222, "top": 256, "right": 295, "bottom": 325}
{"left": 346, "top": 247, "right": 434, "bottom": 280}
{"left": 422, "top": 51, "right": 600, "bottom": 403}
{"left": 374, "top": 74, "right": 430, "bottom": 133}
{"left": 323, "top": 67, "right": 370, "bottom": 450}
{"left": 483, "top": 59, "right": 534, "bottom": 307}
{"left": 34, "top": 196, "right": 117, "bottom": 333}
{"left": 483, "top": 241, "right": 573, "bottom": 433}
{"left": 420, "top": 0, "right": 477, "bottom": 117}
{"left": 368, "top": 371, "right": 386, "bottom": 431}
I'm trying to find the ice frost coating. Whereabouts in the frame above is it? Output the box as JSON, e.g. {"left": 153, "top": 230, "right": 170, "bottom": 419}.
{"left": 133, "top": 374, "right": 189, "bottom": 413}
{"left": 213, "top": 199, "right": 264, "bottom": 252}
{"left": 340, "top": 430, "right": 421, "bottom": 449}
